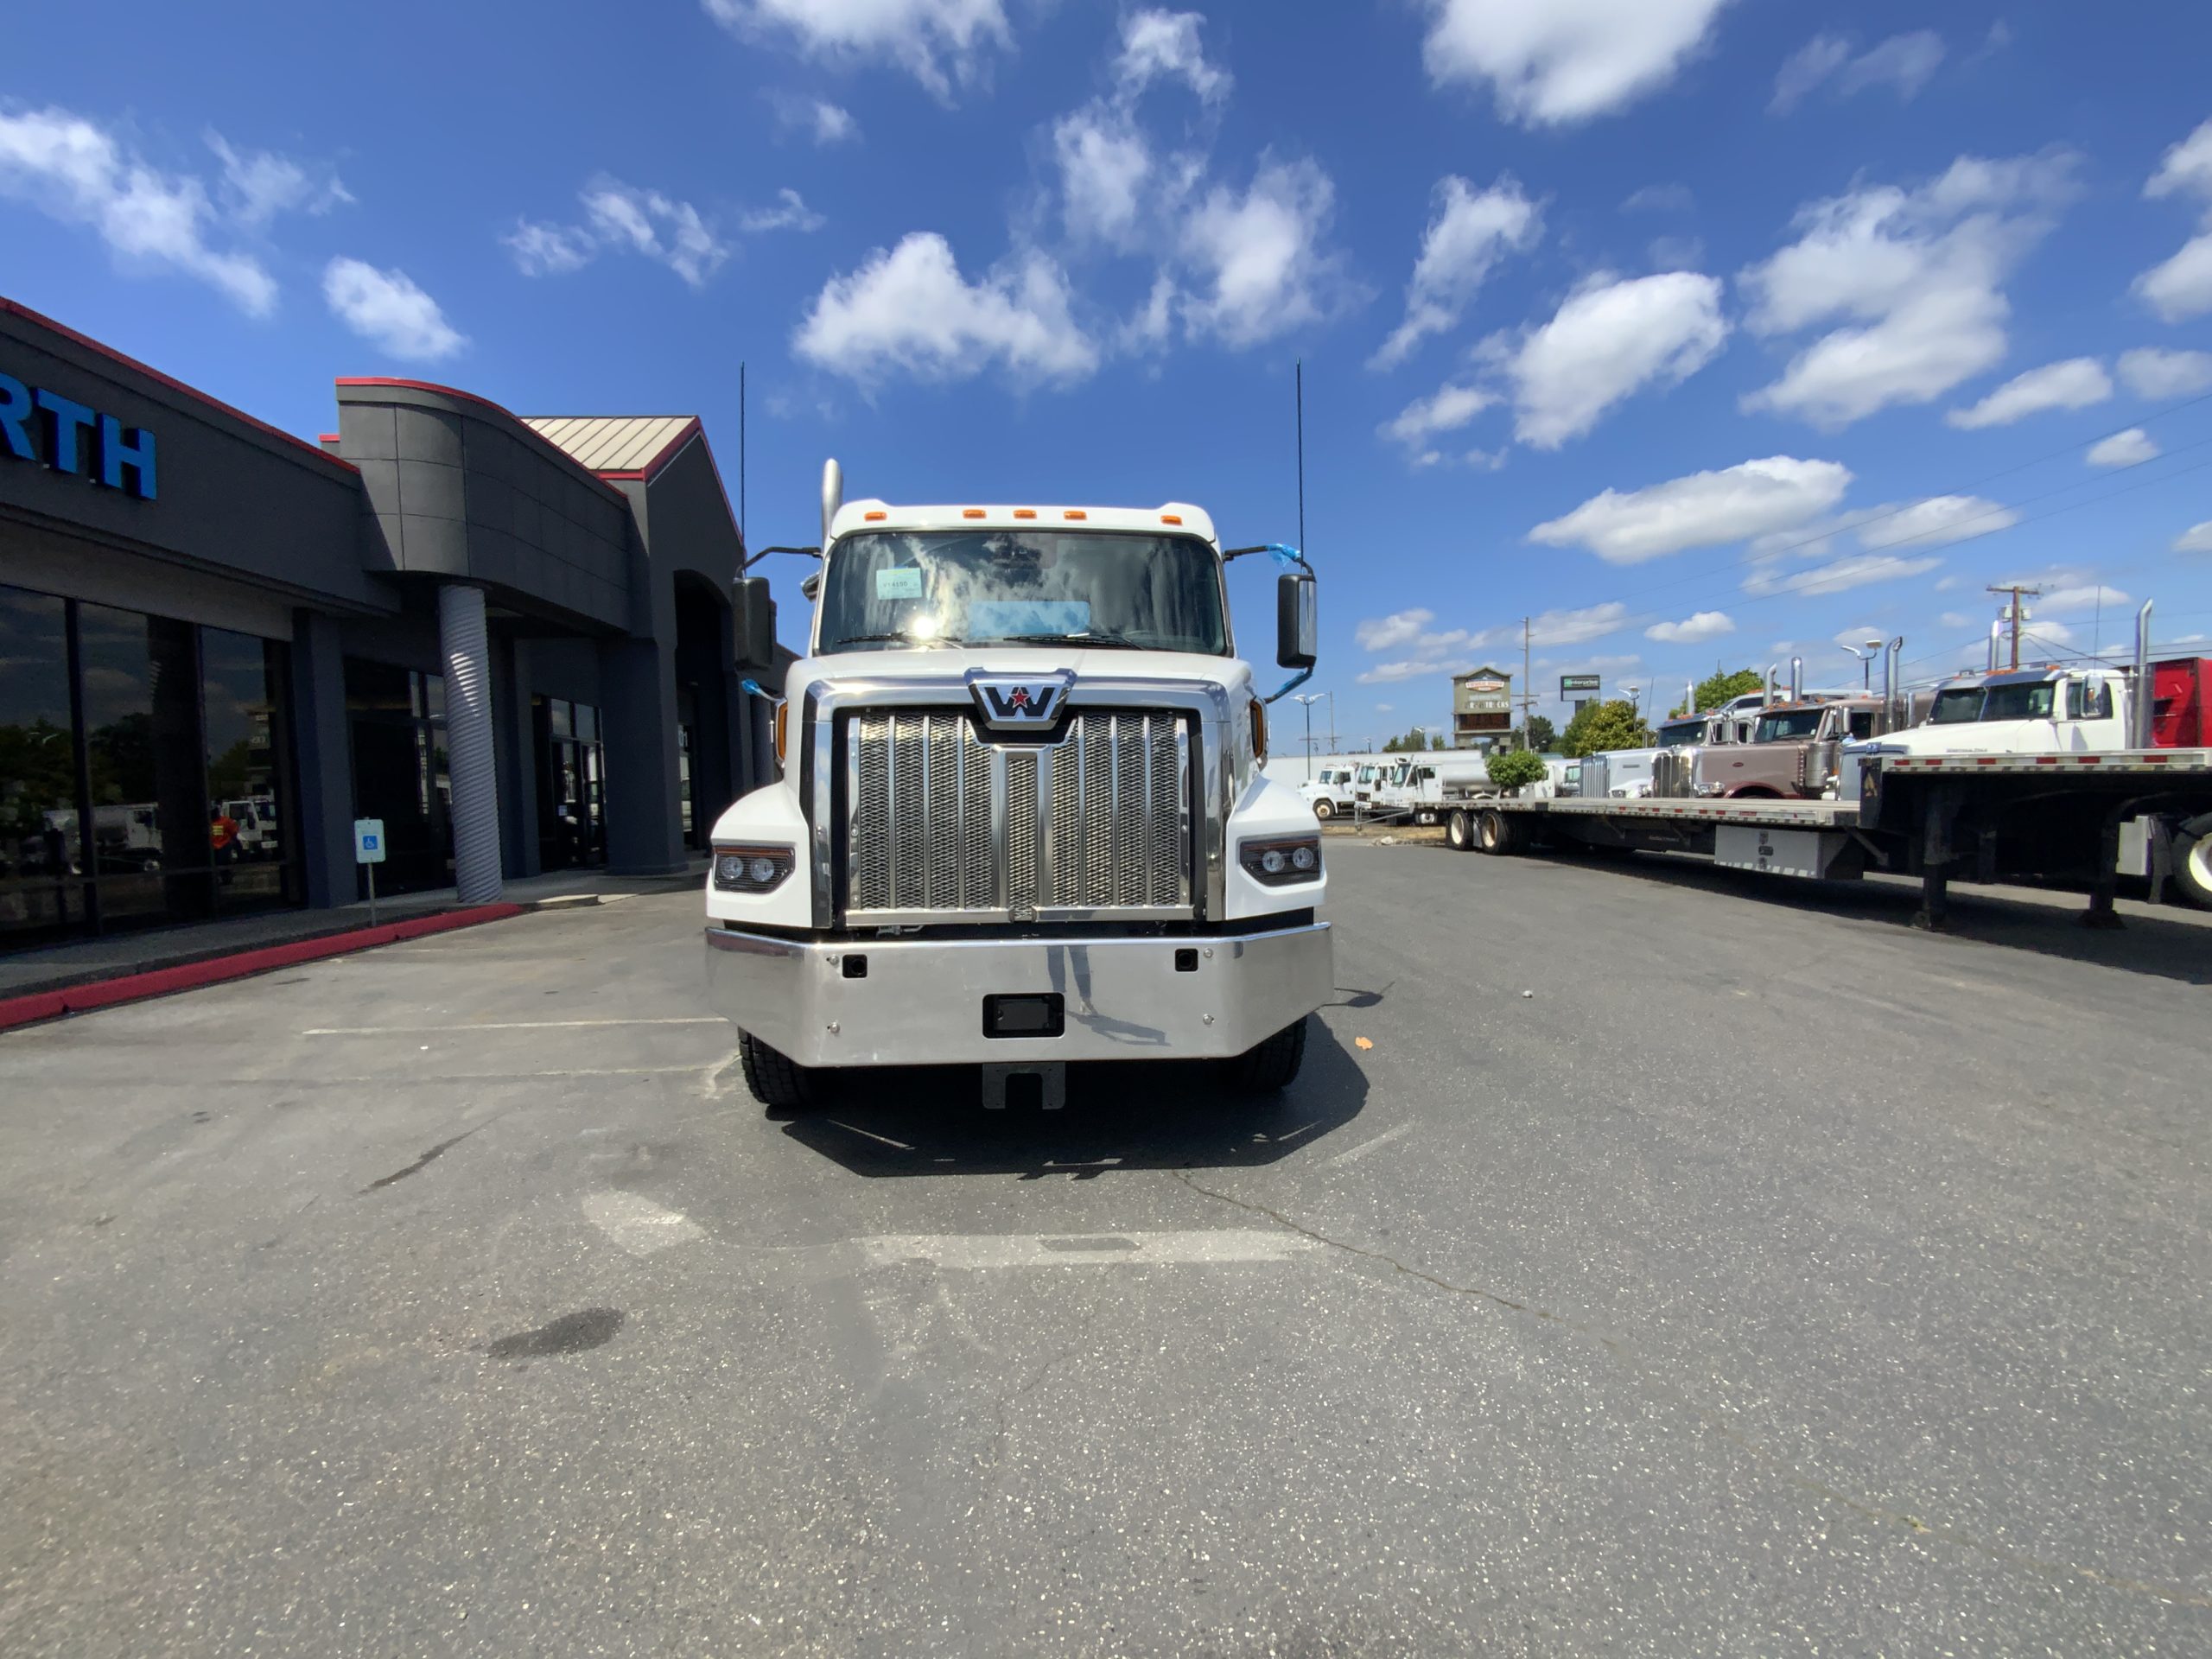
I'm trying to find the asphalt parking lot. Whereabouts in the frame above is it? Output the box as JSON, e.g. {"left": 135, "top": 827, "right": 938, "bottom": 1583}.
{"left": 3, "top": 840, "right": 2208, "bottom": 1656}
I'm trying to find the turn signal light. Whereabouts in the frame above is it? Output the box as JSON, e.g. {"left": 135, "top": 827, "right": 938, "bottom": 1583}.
{"left": 1250, "top": 697, "right": 1268, "bottom": 765}
{"left": 772, "top": 699, "right": 788, "bottom": 765}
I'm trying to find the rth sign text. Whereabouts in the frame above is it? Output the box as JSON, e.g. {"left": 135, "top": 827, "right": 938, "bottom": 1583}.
{"left": 0, "top": 371, "right": 157, "bottom": 500}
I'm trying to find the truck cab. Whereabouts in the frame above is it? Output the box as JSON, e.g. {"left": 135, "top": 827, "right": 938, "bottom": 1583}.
{"left": 1696, "top": 696, "right": 1885, "bottom": 799}
{"left": 703, "top": 468, "right": 1332, "bottom": 1109}
{"left": 1299, "top": 766, "right": 1356, "bottom": 819}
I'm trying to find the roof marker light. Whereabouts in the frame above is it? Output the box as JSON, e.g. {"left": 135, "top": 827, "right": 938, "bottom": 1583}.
{"left": 1160, "top": 512, "right": 1183, "bottom": 525}
{"left": 963, "top": 508, "right": 986, "bottom": 518}
{"left": 864, "top": 510, "right": 887, "bottom": 521}
{"left": 1064, "top": 509, "right": 1088, "bottom": 520}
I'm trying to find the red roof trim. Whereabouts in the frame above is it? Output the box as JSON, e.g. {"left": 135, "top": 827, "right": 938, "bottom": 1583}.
{"left": 317, "top": 432, "right": 340, "bottom": 443}
{"left": 2, "top": 296, "right": 359, "bottom": 474}
{"left": 334, "top": 376, "right": 624, "bottom": 502}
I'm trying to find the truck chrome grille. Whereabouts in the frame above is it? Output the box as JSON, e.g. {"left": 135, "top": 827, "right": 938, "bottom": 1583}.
{"left": 842, "top": 710, "right": 1190, "bottom": 918}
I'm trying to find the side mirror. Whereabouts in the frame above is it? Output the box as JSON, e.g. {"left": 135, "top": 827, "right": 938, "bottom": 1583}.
{"left": 734, "top": 575, "right": 776, "bottom": 667}
{"left": 800, "top": 570, "right": 822, "bottom": 601}
{"left": 1276, "top": 570, "right": 1317, "bottom": 669}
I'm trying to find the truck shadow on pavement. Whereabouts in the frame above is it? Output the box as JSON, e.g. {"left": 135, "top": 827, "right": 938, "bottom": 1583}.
{"left": 777, "top": 1022, "right": 1369, "bottom": 1179}
{"left": 1526, "top": 847, "right": 2212, "bottom": 987}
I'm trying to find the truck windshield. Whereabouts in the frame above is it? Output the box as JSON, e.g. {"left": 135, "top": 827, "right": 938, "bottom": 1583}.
{"left": 1927, "top": 687, "right": 1986, "bottom": 724}
{"left": 1981, "top": 681, "right": 2057, "bottom": 721}
{"left": 1753, "top": 709, "right": 1823, "bottom": 742}
{"left": 1656, "top": 720, "right": 1704, "bottom": 747}
{"left": 818, "top": 530, "right": 1229, "bottom": 654}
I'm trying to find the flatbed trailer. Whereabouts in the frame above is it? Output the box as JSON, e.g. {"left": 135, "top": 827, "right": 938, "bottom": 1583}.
{"left": 1447, "top": 751, "right": 2212, "bottom": 929}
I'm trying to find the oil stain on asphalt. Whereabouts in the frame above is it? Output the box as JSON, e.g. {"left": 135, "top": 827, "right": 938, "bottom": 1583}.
{"left": 486, "top": 1308, "right": 626, "bottom": 1359}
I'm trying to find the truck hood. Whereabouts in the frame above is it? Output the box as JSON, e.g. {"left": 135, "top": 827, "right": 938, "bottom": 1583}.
{"left": 1845, "top": 719, "right": 2063, "bottom": 758}
{"left": 788, "top": 646, "right": 1256, "bottom": 704}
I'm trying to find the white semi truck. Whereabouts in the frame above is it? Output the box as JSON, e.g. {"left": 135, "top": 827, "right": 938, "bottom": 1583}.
{"left": 702, "top": 463, "right": 1333, "bottom": 1111}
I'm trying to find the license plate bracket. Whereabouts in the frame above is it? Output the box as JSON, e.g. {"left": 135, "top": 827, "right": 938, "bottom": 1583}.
{"left": 982, "top": 993, "right": 1065, "bottom": 1039}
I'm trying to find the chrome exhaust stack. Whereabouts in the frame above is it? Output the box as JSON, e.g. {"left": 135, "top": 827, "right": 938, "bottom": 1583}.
{"left": 1987, "top": 619, "right": 2002, "bottom": 672}
{"left": 1789, "top": 655, "right": 1803, "bottom": 701}
{"left": 820, "top": 457, "right": 843, "bottom": 547}
{"left": 2133, "top": 600, "right": 2155, "bottom": 750}
{"left": 1764, "top": 662, "right": 1780, "bottom": 706}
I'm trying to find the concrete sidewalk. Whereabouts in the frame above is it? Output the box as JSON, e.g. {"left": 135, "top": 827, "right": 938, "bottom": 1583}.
{"left": 0, "top": 858, "right": 709, "bottom": 999}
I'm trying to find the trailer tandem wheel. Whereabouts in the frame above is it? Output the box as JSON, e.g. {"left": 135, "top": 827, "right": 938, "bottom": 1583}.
{"left": 1476, "top": 807, "right": 1519, "bottom": 855}
{"left": 2176, "top": 816, "right": 2212, "bottom": 911}
{"left": 1446, "top": 808, "right": 1474, "bottom": 850}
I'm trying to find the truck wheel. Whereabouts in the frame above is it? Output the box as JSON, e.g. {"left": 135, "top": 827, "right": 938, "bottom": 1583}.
{"left": 1476, "top": 808, "right": 1516, "bottom": 855}
{"left": 1446, "top": 809, "right": 1473, "bottom": 850}
{"left": 739, "top": 1031, "right": 823, "bottom": 1116}
{"left": 1226, "top": 1015, "right": 1307, "bottom": 1094}
{"left": 1313, "top": 798, "right": 1334, "bottom": 820}
{"left": 2175, "top": 818, "right": 2212, "bottom": 911}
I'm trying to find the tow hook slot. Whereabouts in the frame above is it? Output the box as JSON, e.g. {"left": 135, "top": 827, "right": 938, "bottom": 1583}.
{"left": 982, "top": 1062, "right": 1066, "bottom": 1111}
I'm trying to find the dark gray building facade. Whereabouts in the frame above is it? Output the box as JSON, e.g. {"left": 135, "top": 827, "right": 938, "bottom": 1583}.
{"left": 0, "top": 297, "right": 780, "bottom": 955}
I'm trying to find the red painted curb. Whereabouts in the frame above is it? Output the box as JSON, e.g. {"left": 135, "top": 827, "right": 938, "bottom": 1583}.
{"left": 0, "top": 903, "right": 528, "bottom": 1032}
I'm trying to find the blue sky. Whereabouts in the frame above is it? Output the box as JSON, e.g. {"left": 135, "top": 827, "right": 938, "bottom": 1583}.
{"left": 7, "top": 1, "right": 2212, "bottom": 738}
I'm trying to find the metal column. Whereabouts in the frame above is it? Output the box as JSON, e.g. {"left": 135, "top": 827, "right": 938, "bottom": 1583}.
{"left": 439, "top": 583, "right": 504, "bottom": 905}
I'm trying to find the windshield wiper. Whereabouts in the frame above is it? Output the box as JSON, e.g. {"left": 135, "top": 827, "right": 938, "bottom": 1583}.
{"left": 980, "top": 631, "right": 1147, "bottom": 650}
{"left": 827, "top": 631, "right": 950, "bottom": 649}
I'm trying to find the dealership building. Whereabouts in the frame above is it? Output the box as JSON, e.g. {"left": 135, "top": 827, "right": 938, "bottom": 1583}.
{"left": 0, "top": 297, "right": 784, "bottom": 956}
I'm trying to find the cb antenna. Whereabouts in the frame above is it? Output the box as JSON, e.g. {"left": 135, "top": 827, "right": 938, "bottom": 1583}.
{"left": 1295, "top": 358, "right": 1306, "bottom": 557}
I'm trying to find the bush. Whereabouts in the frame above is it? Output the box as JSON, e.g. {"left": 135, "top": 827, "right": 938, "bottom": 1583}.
{"left": 1485, "top": 748, "right": 1547, "bottom": 791}
{"left": 1560, "top": 699, "right": 1653, "bottom": 758}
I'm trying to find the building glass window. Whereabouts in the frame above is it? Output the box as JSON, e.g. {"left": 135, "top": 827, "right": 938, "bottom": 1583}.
{"left": 533, "top": 696, "right": 606, "bottom": 871}
{"left": 0, "top": 583, "right": 302, "bottom": 952}
{"left": 346, "top": 658, "right": 452, "bottom": 897}
{"left": 203, "top": 627, "right": 297, "bottom": 914}
{"left": 0, "top": 587, "right": 86, "bottom": 945}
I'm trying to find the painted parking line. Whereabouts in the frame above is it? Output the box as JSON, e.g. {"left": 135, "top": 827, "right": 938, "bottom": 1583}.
{"left": 303, "top": 1016, "right": 727, "bottom": 1035}
{"left": 584, "top": 1191, "right": 707, "bottom": 1256}
{"left": 858, "top": 1229, "right": 1316, "bottom": 1269}
{"left": 1328, "top": 1122, "right": 1413, "bottom": 1166}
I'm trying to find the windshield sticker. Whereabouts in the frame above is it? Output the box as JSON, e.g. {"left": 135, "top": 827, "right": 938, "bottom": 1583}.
{"left": 874, "top": 567, "right": 924, "bottom": 600}
{"left": 969, "top": 600, "right": 1090, "bottom": 638}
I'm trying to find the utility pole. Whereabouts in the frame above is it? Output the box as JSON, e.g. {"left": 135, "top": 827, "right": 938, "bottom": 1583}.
{"left": 1987, "top": 583, "right": 2041, "bottom": 671}
{"left": 1520, "top": 616, "right": 1533, "bottom": 750}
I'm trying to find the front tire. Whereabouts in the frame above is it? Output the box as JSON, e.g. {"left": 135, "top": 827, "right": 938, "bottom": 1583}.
{"left": 739, "top": 1031, "right": 823, "bottom": 1116}
{"left": 1446, "top": 808, "right": 1473, "bottom": 850}
{"left": 2175, "top": 817, "right": 2212, "bottom": 911}
{"left": 1226, "top": 1016, "right": 1307, "bottom": 1094}
{"left": 1313, "top": 798, "right": 1335, "bottom": 820}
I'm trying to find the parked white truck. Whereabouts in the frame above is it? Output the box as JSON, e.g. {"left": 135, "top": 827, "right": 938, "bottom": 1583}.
{"left": 704, "top": 463, "right": 1333, "bottom": 1110}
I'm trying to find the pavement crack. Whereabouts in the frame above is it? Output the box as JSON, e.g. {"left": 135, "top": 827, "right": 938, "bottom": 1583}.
{"left": 1169, "top": 1168, "right": 2212, "bottom": 1613}
{"left": 360, "top": 1127, "right": 480, "bottom": 1192}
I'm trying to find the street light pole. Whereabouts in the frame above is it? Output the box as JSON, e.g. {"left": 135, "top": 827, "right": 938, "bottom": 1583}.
{"left": 1290, "top": 693, "right": 1322, "bottom": 779}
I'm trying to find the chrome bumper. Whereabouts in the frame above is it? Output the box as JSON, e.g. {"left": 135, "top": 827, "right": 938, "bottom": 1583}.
{"left": 704, "top": 921, "right": 1332, "bottom": 1068}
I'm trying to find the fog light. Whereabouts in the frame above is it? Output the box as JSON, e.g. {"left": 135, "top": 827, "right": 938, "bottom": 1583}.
{"left": 712, "top": 844, "right": 796, "bottom": 893}
{"left": 1261, "top": 848, "right": 1286, "bottom": 874}
{"left": 1290, "top": 844, "right": 1316, "bottom": 872}
{"left": 1237, "top": 834, "right": 1323, "bottom": 887}
{"left": 748, "top": 855, "right": 778, "bottom": 884}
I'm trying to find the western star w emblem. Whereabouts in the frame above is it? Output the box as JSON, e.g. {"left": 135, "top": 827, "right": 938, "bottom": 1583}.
{"left": 968, "top": 669, "right": 1075, "bottom": 731}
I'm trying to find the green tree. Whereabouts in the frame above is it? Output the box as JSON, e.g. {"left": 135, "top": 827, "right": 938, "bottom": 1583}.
{"left": 1691, "top": 667, "right": 1764, "bottom": 715}
{"left": 1484, "top": 748, "right": 1547, "bottom": 791}
{"left": 1559, "top": 698, "right": 1652, "bottom": 758}
{"left": 1516, "top": 714, "right": 1556, "bottom": 751}
{"left": 1429, "top": 732, "right": 1446, "bottom": 751}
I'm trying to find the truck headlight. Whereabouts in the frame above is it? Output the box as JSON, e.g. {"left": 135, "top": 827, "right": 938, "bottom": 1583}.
{"left": 1239, "top": 834, "right": 1322, "bottom": 886}
{"left": 713, "top": 843, "right": 796, "bottom": 893}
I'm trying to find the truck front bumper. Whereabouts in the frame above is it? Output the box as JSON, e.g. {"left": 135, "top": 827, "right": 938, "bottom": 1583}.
{"left": 704, "top": 920, "right": 1332, "bottom": 1068}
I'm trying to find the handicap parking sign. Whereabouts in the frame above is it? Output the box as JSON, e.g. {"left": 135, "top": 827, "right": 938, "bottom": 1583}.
{"left": 353, "top": 818, "right": 386, "bottom": 864}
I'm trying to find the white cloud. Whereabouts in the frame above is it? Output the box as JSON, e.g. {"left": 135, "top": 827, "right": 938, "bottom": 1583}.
{"left": 1357, "top": 658, "right": 1468, "bottom": 685}
{"left": 1771, "top": 31, "right": 1943, "bottom": 112}
{"left": 1053, "top": 107, "right": 1156, "bottom": 245}
{"left": 1945, "top": 356, "right": 2111, "bottom": 428}
{"left": 1355, "top": 610, "right": 1434, "bottom": 652}
{"left": 2118, "top": 346, "right": 2212, "bottom": 397}
{"left": 1373, "top": 702, "right": 1395, "bottom": 713}
{"left": 1529, "top": 455, "right": 1851, "bottom": 564}
{"left": 702, "top": 0, "right": 1012, "bottom": 102}
{"left": 0, "top": 105, "right": 280, "bottom": 313}
{"left": 503, "top": 219, "right": 597, "bottom": 276}
{"left": 2019, "top": 620, "right": 2079, "bottom": 649}
{"left": 1859, "top": 495, "right": 2018, "bottom": 550}
{"left": 1740, "top": 151, "right": 2075, "bottom": 427}
{"left": 1379, "top": 383, "right": 1497, "bottom": 461}
{"left": 739, "top": 187, "right": 825, "bottom": 233}
{"left": 1370, "top": 175, "right": 1541, "bottom": 368}
{"left": 1503, "top": 601, "right": 1630, "bottom": 648}
{"left": 206, "top": 132, "right": 350, "bottom": 227}
{"left": 2176, "top": 521, "right": 2212, "bottom": 554}
{"left": 2038, "top": 582, "right": 2129, "bottom": 616}
{"left": 1419, "top": 0, "right": 1735, "bottom": 126}
{"left": 1115, "top": 9, "right": 1230, "bottom": 101}
{"left": 1645, "top": 610, "right": 1736, "bottom": 644}
{"left": 793, "top": 232, "right": 1096, "bottom": 384}
{"left": 1623, "top": 181, "right": 1694, "bottom": 213}
{"left": 770, "top": 94, "right": 859, "bottom": 146}
{"left": 1178, "top": 156, "right": 1351, "bottom": 346}
{"left": 582, "top": 180, "right": 731, "bottom": 286}
{"left": 2134, "top": 118, "right": 2212, "bottom": 321}
{"left": 321, "top": 257, "right": 465, "bottom": 361}
{"left": 1505, "top": 270, "right": 1726, "bottom": 446}
{"left": 2087, "top": 427, "right": 2159, "bottom": 467}
{"left": 1939, "top": 611, "right": 1975, "bottom": 629}
{"left": 2136, "top": 235, "right": 2212, "bottom": 322}
{"left": 1744, "top": 553, "right": 1941, "bottom": 597}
